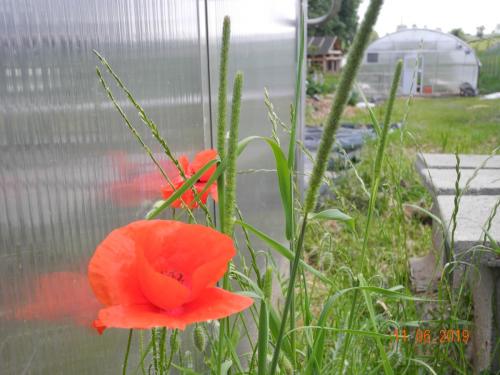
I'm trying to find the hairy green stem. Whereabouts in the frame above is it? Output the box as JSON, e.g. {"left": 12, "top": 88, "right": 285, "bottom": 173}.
{"left": 122, "top": 329, "right": 133, "bottom": 375}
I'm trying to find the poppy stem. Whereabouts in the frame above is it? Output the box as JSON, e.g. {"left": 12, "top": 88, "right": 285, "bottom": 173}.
{"left": 122, "top": 329, "right": 133, "bottom": 375}
{"left": 151, "top": 328, "right": 160, "bottom": 374}
{"left": 165, "top": 330, "right": 178, "bottom": 373}
{"left": 158, "top": 327, "right": 167, "bottom": 372}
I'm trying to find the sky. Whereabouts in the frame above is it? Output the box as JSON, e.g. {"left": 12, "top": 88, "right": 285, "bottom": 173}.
{"left": 358, "top": 0, "right": 500, "bottom": 37}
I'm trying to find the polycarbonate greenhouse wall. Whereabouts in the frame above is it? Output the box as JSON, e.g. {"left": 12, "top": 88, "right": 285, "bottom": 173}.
{"left": 358, "top": 28, "right": 480, "bottom": 99}
{"left": 0, "top": 0, "right": 300, "bottom": 373}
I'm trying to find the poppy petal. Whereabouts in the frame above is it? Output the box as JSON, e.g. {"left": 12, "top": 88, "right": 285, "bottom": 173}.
{"left": 88, "top": 226, "right": 148, "bottom": 306}
{"left": 136, "top": 246, "right": 191, "bottom": 310}
{"left": 189, "top": 149, "right": 217, "bottom": 182}
{"left": 190, "top": 257, "right": 229, "bottom": 297}
{"left": 210, "top": 184, "right": 218, "bottom": 202}
{"left": 94, "top": 304, "right": 188, "bottom": 332}
{"left": 93, "top": 288, "right": 253, "bottom": 332}
{"left": 153, "top": 223, "right": 235, "bottom": 277}
{"left": 177, "top": 155, "right": 190, "bottom": 175}
{"left": 174, "top": 287, "right": 253, "bottom": 326}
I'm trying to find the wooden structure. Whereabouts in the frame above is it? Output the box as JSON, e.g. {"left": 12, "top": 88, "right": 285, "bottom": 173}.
{"left": 307, "top": 36, "right": 343, "bottom": 73}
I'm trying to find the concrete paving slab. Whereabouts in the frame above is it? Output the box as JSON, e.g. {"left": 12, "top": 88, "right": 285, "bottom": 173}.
{"left": 436, "top": 195, "right": 500, "bottom": 262}
{"left": 417, "top": 153, "right": 500, "bottom": 171}
{"left": 435, "top": 195, "right": 500, "bottom": 373}
{"left": 419, "top": 168, "right": 500, "bottom": 196}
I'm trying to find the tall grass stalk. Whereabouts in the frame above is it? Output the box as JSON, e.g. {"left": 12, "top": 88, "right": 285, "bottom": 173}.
{"left": 223, "top": 72, "right": 243, "bottom": 235}
{"left": 270, "top": 1, "right": 384, "bottom": 374}
{"left": 217, "top": 72, "right": 243, "bottom": 375}
{"left": 287, "top": 7, "right": 305, "bottom": 365}
{"left": 359, "top": 60, "right": 402, "bottom": 269}
{"left": 338, "top": 60, "right": 402, "bottom": 375}
{"left": 304, "top": 0, "right": 384, "bottom": 214}
{"left": 94, "top": 52, "right": 214, "bottom": 224}
{"left": 217, "top": 16, "right": 231, "bottom": 234}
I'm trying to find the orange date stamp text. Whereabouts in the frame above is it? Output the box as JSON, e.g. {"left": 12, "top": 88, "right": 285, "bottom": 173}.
{"left": 393, "top": 328, "right": 470, "bottom": 345}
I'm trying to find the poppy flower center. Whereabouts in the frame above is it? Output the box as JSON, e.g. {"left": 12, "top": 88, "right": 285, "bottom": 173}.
{"left": 162, "top": 270, "right": 185, "bottom": 284}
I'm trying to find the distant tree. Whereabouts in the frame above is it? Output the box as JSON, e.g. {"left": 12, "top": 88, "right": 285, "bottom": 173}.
{"left": 476, "top": 25, "right": 485, "bottom": 38}
{"left": 308, "top": 0, "right": 362, "bottom": 47}
{"left": 450, "top": 28, "right": 467, "bottom": 41}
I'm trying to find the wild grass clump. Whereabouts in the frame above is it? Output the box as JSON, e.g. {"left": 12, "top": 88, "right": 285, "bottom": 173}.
{"left": 91, "top": 0, "right": 493, "bottom": 373}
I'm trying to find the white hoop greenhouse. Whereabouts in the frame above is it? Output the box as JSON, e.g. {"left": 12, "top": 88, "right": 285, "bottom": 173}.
{"left": 358, "top": 28, "right": 481, "bottom": 99}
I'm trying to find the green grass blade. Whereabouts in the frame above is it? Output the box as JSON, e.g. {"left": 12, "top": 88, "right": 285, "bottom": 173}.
{"left": 235, "top": 136, "right": 292, "bottom": 239}
{"left": 359, "top": 275, "right": 394, "bottom": 375}
{"left": 235, "top": 220, "right": 332, "bottom": 285}
{"left": 308, "top": 208, "right": 354, "bottom": 231}
{"left": 287, "top": 6, "right": 305, "bottom": 169}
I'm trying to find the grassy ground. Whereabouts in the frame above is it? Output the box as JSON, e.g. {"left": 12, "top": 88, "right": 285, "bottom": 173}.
{"left": 477, "top": 47, "right": 500, "bottom": 94}
{"left": 469, "top": 35, "right": 500, "bottom": 52}
{"left": 303, "top": 96, "right": 500, "bottom": 373}
{"left": 345, "top": 97, "right": 500, "bottom": 152}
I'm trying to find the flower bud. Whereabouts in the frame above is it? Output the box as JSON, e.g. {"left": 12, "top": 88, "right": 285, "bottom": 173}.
{"left": 193, "top": 325, "right": 207, "bottom": 353}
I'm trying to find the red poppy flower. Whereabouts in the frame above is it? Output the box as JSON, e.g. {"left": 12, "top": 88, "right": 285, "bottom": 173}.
{"left": 88, "top": 220, "right": 252, "bottom": 333}
{"left": 161, "top": 150, "right": 218, "bottom": 209}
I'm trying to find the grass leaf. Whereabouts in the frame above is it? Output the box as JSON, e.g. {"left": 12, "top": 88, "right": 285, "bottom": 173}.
{"left": 235, "top": 220, "right": 332, "bottom": 285}
{"left": 308, "top": 208, "right": 355, "bottom": 230}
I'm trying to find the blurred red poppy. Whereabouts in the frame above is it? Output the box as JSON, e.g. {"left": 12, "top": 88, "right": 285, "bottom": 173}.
{"left": 161, "top": 150, "right": 218, "bottom": 209}
{"left": 88, "top": 220, "right": 252, "bottom": 333}
{"left": 12, "top": 271, "right": 101, "bottom": 327}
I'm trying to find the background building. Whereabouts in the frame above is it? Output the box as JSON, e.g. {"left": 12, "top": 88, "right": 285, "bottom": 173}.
{"left": 307, "top": 36, "right": 343, "bottom": 73}
{"left": 358, "top": 28, "right": 481, "bottom": 99}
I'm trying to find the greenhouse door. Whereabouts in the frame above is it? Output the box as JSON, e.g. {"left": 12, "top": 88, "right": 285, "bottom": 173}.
{"left": 402, "top": 54, "right": 424, "bottom": 95}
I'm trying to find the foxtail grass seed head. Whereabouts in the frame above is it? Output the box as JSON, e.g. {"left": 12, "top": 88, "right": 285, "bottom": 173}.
{"left": 263, "top": 267, "right": 273, "bottom": 301}
{"left": 304, "top": 0, "right": 384, "bottom": 214}
{"left": 217, "top": 16, "right": 231, "bottom": 161}
{"left": 223, "top": 72, "right": 244, "bottom": 235}
{"left": 193, "top": 325, "right": 207, "bottom": 353}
